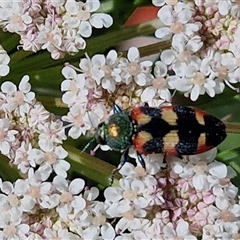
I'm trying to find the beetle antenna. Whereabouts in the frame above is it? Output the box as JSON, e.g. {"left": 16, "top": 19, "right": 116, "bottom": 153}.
{"left": 81, "top": 138, "right": 96, "bottom": 153}
{"left": 113, "top": 104, "right": 122, "bottom": 113}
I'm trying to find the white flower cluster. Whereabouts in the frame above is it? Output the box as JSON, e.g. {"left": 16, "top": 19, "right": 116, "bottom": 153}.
{"left": 61, "top": 47, "right": 172, "bottom": 139}
{"left": 0, "top": 171, "right": 116, "bottom": 239}
{"left": 0, "top": 75, "right": 239, "bottom": 239}
{"left": 103, "top": 149, "right": 240, "bottom": 240}
{"left": 0, "top": 0, "right": 113, "bottom": 59}
{"left": 152, "top": 0, "right": 240, "bottom": 101}
{"left": 0, "top": 75, "right": 69, "bottom": 177}
{"left": 0, "top": 76, "right": 116, "bottom": 239}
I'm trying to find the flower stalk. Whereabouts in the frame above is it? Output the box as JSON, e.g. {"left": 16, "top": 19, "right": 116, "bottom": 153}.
{"left": 64, "top": 144, "right": 120, "bottom": 187}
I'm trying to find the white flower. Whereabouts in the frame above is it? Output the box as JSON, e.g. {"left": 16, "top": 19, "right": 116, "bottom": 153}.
{"left": 152, "top": 0, "right": 166, "bottom": 7}
{"left": 191, "top": 160, "right": 227, "bottom": 191}
{"left": 13, "top": 142, "right": 36, "bottom": 174}
{"left": 79, "top": 54, "right": 104, "bottom": 83}
{"left": 63, "top": 29, "right": 86, "bottom": 53}
{"left": 0, "top": 45, "right": 10, "bottom": 76}
{"left": 64, "top": 0, "right": 112, "bottom": 38}
{"left": 90, "top": 202, "right": 116, "bottom": 240}
{"left": 0, "top": 223, "right": 30, "bottom": 240}
{"left": 0, "top": 182, "right": 30, "bottom": 233}
{"left": 38, "top": 119, "right": 67, "bottom": 146}
{"left": 61, "top": 66, "right": 88, "bottom": 106}
{"left": 217, "top": 0, "right": 233, "bottom": 15}
{"left": 0, "top": 118, "right": 18, "bottom": 155}
{"left": 208, "top": 51, "right": 240, "bottom": 94}
{"left": 1, "top": 75, "right": 35, "bottom": 113}
{"left": 62, "top": 104, "right": 92, "bottom": 139}
{"left": 155, "top": 2, "right": 195, "bottom": 41}
{"left": 161, "top": 33, "right": 202, "bottom": 78}
{"left": 101, "top": 50, "right": 121, "bottom": 92}
{"left": 141, "top": 61, "right": 172, "bottom": 102}
{"left": 53, "top": 175, "right": 86, "bottom": 219}
{"left": 162, "top": 220, "right": 197, "bottom": 240}
{"left": 34, "top": 144, "right": 70, "bottom": 178}
{"left": 64, "top": 0, "right": 98, "bottom": 37}
{"left": 44, "top": 228, "right": 80, "bottom": 240}
{"left": 78, "top": 52, "right": 120, "bottom": 88}
{"left": 37, "top": 21, "right": 63, "bottom": 52}
{"left": 28, "top": 102, "right": 50, "bottom": 127}
{"left": 14, "top": 171, "right": 52, "bottom": 211}
{"left": 0, "top": 3, "right": 32, "bottom": 33}
{"left": 208, "top": 197, "right": 240, "bottom": 236}
{"left": 118, "top": 47, "right": 153, "bottom": 86}
{"left": 90, "top": 13, "right": 113, "bottom": 29}
{"left": 173, "top": 58, "right": 216, "bottom": 101}
{"left": 119, "top": 177, "right": 150, "bottom": 208}
{"left": 104, "top": 187, "right": 132, "bottom": 218}
{"left": 104, "top": 171, "right": 151, "bottom": 222}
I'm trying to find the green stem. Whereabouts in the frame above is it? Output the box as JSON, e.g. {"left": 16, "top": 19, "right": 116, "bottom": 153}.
{"left": 6, "top": 18, "right": 164, "bottom": 75}
{"left": 64, "top": 144, "right": 120, "bottom": 187}
{"left": 125, "top": 41, "right": 171, "bottom": 58}
{"left": 84, "top": 18, "right": 164, "bottom": 57}
{"left": 225, "top": 122, "right": 240, "bottom": 134}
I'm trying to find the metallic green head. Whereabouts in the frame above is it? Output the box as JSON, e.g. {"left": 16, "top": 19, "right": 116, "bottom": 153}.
{"left": 95, "top": 112, "right": 133, "bottom": 151}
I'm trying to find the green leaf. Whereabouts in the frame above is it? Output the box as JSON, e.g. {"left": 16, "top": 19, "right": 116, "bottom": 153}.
{"left": 0, "top": 154, "right": 21, "bottom": 182}
{"left": 217, "top": 145, "right": 240, "bottom": 188}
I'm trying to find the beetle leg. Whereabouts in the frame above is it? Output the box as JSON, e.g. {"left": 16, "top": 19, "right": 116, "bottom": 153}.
{"left": 137, "top": 152, "right": 146, "bottom": 170}
{"left": 163, "top": 153, "right": 167, "bottom": 163}
{"left": 177, "top": 153, "right": 183, "bottom": 159}
{"left": 113, "top": 104, "right": 122, "bottom": 113}
{"left": 142, "top": 102, "right": 149, "bottom": 107}
{"left": 109, "top": 149, "right": 129, "bottom": 185}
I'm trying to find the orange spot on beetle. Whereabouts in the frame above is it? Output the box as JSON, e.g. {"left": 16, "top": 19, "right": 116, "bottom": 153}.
{"left": 108, "top": 124, "right": 119, "bottom": 138}
{"left": 133, "top": 131, "right": 152, "bottom": 154}
{"left": 131, "top": 107, "right": 151, "bottom": 125}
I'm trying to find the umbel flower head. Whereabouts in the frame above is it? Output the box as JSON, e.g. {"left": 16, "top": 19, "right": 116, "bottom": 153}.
{"left": 0, "top": 0, "right": 239, "bottom": 239}
{"left": 0, "top": 75, "right": 69, "bottom": 178}
{"left": 103, "top": 149, "right": 240, "bottom": 239}
{"left": 0, "top": 0, "right": 113, "bottom": 59}
{"left": 60, "top": 47, "right": 164, "bottom": 140}
{"left": 153, "top": 0, "right": 240, "bottom": 101}
{"left": 0, "top": 74, "right": 239, "bottom": 239}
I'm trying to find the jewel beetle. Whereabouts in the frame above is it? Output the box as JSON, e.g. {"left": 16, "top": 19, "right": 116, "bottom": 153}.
{"left": 93, "top": 103, "right": 226, "bottom": 178}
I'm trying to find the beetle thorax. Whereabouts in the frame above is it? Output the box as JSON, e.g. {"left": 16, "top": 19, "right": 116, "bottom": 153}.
{"left": 101, "top": 113, "right": 133, "bottom": 151}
